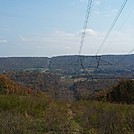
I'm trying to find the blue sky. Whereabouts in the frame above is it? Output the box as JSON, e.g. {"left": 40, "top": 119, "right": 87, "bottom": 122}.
{"left": 0, "top": 0, "right": 134, "bottom": 57}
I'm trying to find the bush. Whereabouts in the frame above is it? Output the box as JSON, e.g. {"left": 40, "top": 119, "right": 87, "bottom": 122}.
{"left": 107, "top": 80, "right": 134, "bottom": 104}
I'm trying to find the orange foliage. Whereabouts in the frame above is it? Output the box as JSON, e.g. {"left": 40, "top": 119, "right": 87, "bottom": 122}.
{"left": 0, "top": 74, "right": 45, "bottom": 96}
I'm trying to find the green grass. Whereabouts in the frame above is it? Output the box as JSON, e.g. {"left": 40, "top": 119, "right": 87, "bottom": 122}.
{"left": 0, "top": 94, "right": 134, "bottom": 134}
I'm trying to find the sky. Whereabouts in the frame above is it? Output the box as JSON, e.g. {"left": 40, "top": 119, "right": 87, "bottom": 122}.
{"left": 0, "top": 0, "right": 134, "bottom": 57}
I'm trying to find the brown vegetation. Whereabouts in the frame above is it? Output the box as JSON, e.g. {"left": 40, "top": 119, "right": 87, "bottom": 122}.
{"left": 107, "top": 79, "right": 134, "bottom": 104}
{"left": 0, "top": 72, "right": 134, "bottom": 133}
{"left": 0, "top": 74, "right": 31, "bottom": 94}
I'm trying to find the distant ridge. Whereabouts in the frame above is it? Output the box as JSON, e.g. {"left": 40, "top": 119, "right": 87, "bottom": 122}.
{"left": 0, "top": 57, "right": 49, "bottom": 73}
{"left": 0, "top": 55, "right": 134, "bottom": 75}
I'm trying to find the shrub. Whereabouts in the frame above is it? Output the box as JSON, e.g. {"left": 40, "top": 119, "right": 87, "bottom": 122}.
{"left": 107, "top": 79, "right": 134, "bottom": 104}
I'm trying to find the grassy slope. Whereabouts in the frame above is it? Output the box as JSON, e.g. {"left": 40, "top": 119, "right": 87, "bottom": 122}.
{"left": 0, "top": 74, "right": 134, "bottom": 133}
{"left": 0, "top": 94, "right": 134, "bottom": 134}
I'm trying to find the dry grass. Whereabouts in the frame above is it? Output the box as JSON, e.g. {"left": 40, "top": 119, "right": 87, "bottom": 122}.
{"left": 0, "top": 94, "right": 134, "bottom": 134}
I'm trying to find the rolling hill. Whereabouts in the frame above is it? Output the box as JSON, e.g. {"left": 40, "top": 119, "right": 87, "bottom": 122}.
{"left": 0, "top": 55, "right": 134, "bottom": 77}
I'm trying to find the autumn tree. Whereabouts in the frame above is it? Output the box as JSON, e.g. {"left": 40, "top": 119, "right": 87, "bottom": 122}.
{"left": 107, "top": 80, "right": 134, "bottom": 104}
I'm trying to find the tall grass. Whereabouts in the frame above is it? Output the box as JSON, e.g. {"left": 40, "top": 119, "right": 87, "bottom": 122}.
{"left": 0, "top": 94, "right": 134, "bottom": 134}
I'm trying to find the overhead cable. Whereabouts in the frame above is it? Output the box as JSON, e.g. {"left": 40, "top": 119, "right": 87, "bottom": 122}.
{"left": 79, "top": 0, "right": 93, "bottom": 55}
{"left": 94, "top": 0, "right": 128, "bottom": 74}
{"left": 96, "top": 0, "right": 128, "bottom": 55}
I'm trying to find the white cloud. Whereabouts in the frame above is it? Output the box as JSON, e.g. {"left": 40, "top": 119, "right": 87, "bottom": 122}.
{"left": 95, "top": 1, "right": 101, "bottom": 5}
{"left": 93, "top": 11, "right": 101, "bottom": 16}
{"left": 81, "top": 28, "right": 98, "bottom": 36}
{"left": 55, "top": 31, "right": 75, "bottom": 38}
{"left": 0, "top": 39, "right": 8, "bottom": 43}
{"left": 13, "top": 29, "right": 134, "bottom": 57}
{"left": 86, "top": 29, "right": 98, "bottom": 36}
{"left": 19, "top": 36, "right": 28, "bottom": 42}
{"left": 65, "top": 47, "right": 72, "bottom": 50}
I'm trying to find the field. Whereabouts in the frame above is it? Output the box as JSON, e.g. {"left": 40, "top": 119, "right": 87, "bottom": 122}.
{"left": 0, "top": 94, "right": 134, "bottom": 134}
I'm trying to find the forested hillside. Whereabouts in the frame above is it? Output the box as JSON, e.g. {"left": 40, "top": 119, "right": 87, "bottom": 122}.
{"left": 0, "top": 57, "right": 49, "bottom": 73}
{"left": 49, "top": 55, "right": 134, "bottom": 76}
{"left": 0, "top": 55, "right": 134, "bottom": 77}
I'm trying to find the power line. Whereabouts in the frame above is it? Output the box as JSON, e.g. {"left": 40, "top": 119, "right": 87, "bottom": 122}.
{"left": 78, "top": 0, "right": 93, "bottom": 78}
{"left": 102, "top": 6, "right": 134, "bottom": 54}
{"left": 77, "top": 0, "right": 129, "bottom": 99}
{"left": 93, "top": 0, "right": 128, "bottom": 76}
{"left": 108, "top": 48, "right": 134, "bottom": 72}
{"left": 96, "top": 0, "right": 128, "bottom": 55}
{"left": 99, "top": 5, "right": 134, "bottom": 74}
{"left": 79, "top": 0, "right": 93, "bottom": 55}
{"left": 78, "top": 0, "right": 96, "bottom": 98}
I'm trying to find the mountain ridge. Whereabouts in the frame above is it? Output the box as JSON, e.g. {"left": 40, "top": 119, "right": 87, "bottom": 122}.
{"left": 0, "top": 55, "right": 134, "bottom": 77}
